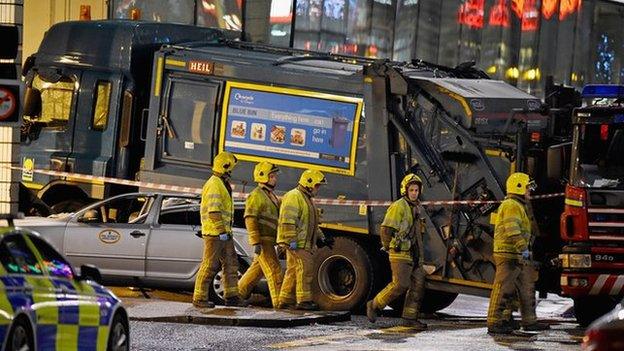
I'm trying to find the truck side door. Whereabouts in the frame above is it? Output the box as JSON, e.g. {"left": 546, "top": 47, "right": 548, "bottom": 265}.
{"left": 20, "top": 70, "right": 81, "bottom": 188}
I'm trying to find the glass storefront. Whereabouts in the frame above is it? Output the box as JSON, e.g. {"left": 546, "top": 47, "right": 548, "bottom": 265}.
{"left": 284, "top": 0, "right": 624, "bottom": 97}
{"left": 111, "top": 0, "right": 624, "bottom": 97}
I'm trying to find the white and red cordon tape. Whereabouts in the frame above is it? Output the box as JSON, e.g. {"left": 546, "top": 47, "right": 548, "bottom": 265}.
{"left": 14, "top": 166, "right": 564, "bottom": 207}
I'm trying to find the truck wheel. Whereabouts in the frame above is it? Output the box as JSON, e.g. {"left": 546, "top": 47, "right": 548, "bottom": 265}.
{"left": 50, "top": 199, "right": 88, "bottom": 214}
{"left": 574, "top": 296, "right": 619, "bottom": 326}
{"left": 388, "top": 289, "right": 458, "bottom": 314}
{"left": 313, "top": 236, "right": 373, "bottom": 311}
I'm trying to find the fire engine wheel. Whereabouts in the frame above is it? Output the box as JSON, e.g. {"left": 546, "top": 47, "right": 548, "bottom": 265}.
{"left": 313, "top": 236, "right": 373, "bottom": 311}
{"left": 573, "top": 296, "right": 619, "bottom": 327}
{"left": 388, "top": 289, "right": 458, "bottom": 314}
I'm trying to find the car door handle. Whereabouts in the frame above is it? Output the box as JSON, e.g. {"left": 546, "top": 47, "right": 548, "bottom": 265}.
{"left": 130, "top": 230, "right": 146, "bottom": 238}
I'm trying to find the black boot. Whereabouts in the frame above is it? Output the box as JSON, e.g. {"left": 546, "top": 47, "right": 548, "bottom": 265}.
{"left": 276, "top": 301, "right": 296, "bottom": 310}
{"left": 523, "top": 321, "right": 550, "bottom": 331}
{"left": 295, "top": 301, "right": 319, "bottom": 311}
{"left": 366, "top": 300, "right": 379, "bottom": 323}
{"left": 487, "top": 324, "right": 513, "bottom": 335}
{"left": 225, "top": 296, "right": 249, "bottom": 307}
{"left": 403, "top": 318, "right": 427, "bottom": 330}
{"left": 506, "top": 316, "right": 521, "bottom": 330}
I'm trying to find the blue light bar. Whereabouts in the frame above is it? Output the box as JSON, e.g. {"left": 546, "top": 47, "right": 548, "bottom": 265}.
{"left": 581, "top": 84, "right": 624, "bottom": 99}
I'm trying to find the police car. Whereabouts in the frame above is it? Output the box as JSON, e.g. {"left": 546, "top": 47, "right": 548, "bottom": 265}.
{"left": 0, "top": 227, "right": 129, "bottom": 351}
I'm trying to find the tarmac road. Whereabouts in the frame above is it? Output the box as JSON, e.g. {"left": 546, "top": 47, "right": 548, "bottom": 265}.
{"left": 114, "top": 288, "right": 584, "bottom": 351}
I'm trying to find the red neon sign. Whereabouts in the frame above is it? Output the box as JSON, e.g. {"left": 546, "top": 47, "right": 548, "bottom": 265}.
{"left": 458, "top": 0, "right": 485, "bottom": 29}
{"left": 542, "top": 0, "right": 559, "bottom": 19}
{"left": 489, "top": 0, "right": 510, "bottom": 27}
{"left": 560, "top": 0, "right": 581, "bottom": 20}
{"left": 521, "top": 0, "right": 539, "bottom": 31}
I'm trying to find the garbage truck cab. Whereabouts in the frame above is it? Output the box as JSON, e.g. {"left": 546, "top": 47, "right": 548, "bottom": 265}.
{"left": 19, "top": 20, "right": 225, "bottom": 214}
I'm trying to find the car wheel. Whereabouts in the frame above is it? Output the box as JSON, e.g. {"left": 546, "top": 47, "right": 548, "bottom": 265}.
{"left": 574, "top": 296, "right": 619, "bottom": 327}
{"left": 7, "top": 316, "right": 34, "bottom": 351}
{"left": 210, "top": 259, "right": 249, "bottom": 304}
{"left": 107, "top": 312, "right": 129, "bottom": 351}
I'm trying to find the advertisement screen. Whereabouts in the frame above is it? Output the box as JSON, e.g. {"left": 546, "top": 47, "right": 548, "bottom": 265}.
{"left": 220, "top": 82, "right": 363, "bottom": 175}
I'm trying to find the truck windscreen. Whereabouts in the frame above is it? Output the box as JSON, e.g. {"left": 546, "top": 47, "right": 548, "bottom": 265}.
{"left": 571, "top": 122, "right": 624, "bottom": 189}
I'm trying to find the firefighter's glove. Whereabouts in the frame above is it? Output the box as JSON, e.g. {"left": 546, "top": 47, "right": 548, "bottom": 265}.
{"left": 289, "top": 242, "right": 298, "bottom": 250}
{"left": 219, "top": 233, "right": 230, "bottom": 241}
{"left": 317, "top": 237, "right": 334, "bottom": 249}
{"left": 522, "top": 250, "right": 530, "bottom": 260}
{"left": 253, "top": 244, "right": 262, "bottom": 255}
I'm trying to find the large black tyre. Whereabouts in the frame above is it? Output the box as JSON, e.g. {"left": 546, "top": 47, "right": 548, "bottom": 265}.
{"left": 107, "top": 312, "right": 130, "bottom": 351}
{"left": 6, "top": 316, "right": 34, "bottom": 351}
{"left": 388, "top": 289, "right": 458, "bottom": 314}
{"left": 574, "top": 296, "right": 619, "bottom": 327}
{"left": 313, "top": 236, "right": 374, "bottom": 311}
{"left": 210, "top": 258, "right": 249, "bottom": 305}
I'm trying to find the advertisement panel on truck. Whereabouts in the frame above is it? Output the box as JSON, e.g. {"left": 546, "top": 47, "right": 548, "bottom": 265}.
{"left": 219, "top": 82, "right": 363, "bottom": 176}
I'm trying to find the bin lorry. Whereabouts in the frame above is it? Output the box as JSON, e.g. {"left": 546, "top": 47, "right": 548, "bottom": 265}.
{"left": 560, "top": 84, "right": 624, "bottom": 325}
{"left": 19, "top": 20, "right": 571, "bottom": 315}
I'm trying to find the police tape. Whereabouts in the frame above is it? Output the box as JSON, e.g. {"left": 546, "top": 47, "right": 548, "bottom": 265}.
{"left": 14, "top": 166, "right": 564, "bottom": 207}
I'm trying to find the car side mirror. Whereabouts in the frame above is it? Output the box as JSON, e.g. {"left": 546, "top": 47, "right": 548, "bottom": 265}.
{"left": 78, "top": 264, "right": 102, "bottom": 284}
{"left": 78, "top": 209, "right": 100, "bottom": 223}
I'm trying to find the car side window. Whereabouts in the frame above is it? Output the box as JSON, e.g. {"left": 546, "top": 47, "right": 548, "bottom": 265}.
{"left": 0, "top": 234, "right": 43, "bottom": 275}
{"left": 159, "top": 197, "right": 200, "bottom": 226}
{"left": 29, "top": 236, "right": 74, "bottom": 280}
{"left": 79, "top": 195, "right": 153, "bottom": 224}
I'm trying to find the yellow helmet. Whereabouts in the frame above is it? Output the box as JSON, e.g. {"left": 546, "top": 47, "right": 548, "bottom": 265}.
{"left": 213, "top": 151, "right": 238, "bottom": 174}
{"left": 298, "top": 169, "right": 327, "bottom": 188}
{"left": 253, "top": 161, "right": 279, "bottom": 183}
{"left": 400, "top": 173, "right": 422, "bottom": 196}
{"left": 506, "top": 172, "right": 536, "bottom": 195}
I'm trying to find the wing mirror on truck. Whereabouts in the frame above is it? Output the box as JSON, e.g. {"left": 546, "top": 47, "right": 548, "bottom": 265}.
{"left": 546, "top": 142, "right": 571, "bottom": 182}
{"left": 22, "top": 87, "right": 42, "bottom": 118}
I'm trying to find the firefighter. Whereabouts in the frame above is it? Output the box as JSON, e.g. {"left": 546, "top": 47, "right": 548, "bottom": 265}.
{"left": 238, "top": 161, "right": 283, "bottom": 307}
{"left": 486, "top": 172, "right": 550, "bottom": 334}
{"left": 366, "top": 173, "right": 427, "bottom": 330}
{"left": 193, "top": 151, "right": 247, "bottom": 308}
{"left": 276, "top": 169, "right": 334, "bottom": 310}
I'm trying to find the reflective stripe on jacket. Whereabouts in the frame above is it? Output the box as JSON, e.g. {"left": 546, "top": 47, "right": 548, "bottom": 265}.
{"left": 244, "top": 185, "right": 280, "bottom": 245}
{"left": 201, "top": 175, "right": 233, "bottom": 236}
{"left": 277, "top": 186, "right": 322, "bottom": 250}
{"left": 493, "top": 196, "right": 531, "bottom": 259}
{"left": 382, "top": 197, "right": 418, "bottom": 262}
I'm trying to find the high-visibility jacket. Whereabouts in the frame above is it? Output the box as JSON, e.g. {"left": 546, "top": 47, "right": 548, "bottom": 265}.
{"left": 493, "top": 195, "right": 531, "bottom": 259}
{"left": 200, "top": 175, "right": 233, "bottom": 236}
{"left": 277, "top": 186, "right": 323, "bottom": 250}
{"left": 244, "top": 184, "right": 280, "bottom": 245}
{"left": 381, "top": 197, "right": 423, "bottom": 263}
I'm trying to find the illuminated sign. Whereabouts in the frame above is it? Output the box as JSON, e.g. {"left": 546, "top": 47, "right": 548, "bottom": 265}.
{"left": 220, "top": 82, "right": 363, "bottom": 176}
{"left": 489, "top": 0, "right": 510, "bottom": 27}
{"left": 188, "top": 61, "right": 214, "bottom": 75}
{"left": 458, "top": 0, "right": 485, "bottom": 29}
{"left": 542, "top": 0, "right": 558, "bottom": 19}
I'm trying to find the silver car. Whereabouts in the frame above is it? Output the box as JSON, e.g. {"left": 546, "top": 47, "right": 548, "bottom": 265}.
{"left": 15, "top": 192, "right": 256, "bottom": 302}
